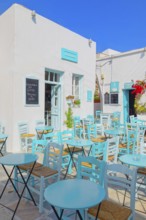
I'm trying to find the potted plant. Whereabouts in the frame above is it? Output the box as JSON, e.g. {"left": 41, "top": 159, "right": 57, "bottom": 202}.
{"left": 74, "top": 99, "right": 81, "bottom": 107}
{"left": 64, "top": 106, "right": 74, "bottom": 129}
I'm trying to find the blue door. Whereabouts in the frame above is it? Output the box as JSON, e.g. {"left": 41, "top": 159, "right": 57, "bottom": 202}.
{"left": 123, "top": 90, "right": 129, "bottom": 123}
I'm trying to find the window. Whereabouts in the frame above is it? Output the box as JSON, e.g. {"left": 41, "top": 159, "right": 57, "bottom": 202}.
{"left": 104, "top": 92, "right": 109, "bottom": 104}
{"left": 72, "top": 75, "right": 81, "bottom": 100}
{"left": 110, "top": 93, "right": 118, "bottom": 104}
{"left": 45, "top": 70, "right": 60, "bottom": 83}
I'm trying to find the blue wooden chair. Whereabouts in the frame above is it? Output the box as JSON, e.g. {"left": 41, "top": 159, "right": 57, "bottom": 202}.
{"left": 27, "top": 142, "right": 63, "bottom": 213}
{"left": 77, "top": 155, "right": 106, "bottom": 185}
{"left": 73, "top": 116, "right": 83, "bottom": 138}
{"left": 87, "top": 163, "right": 137, "bottom": 220}
{"left": 44, "top": 131, "right": 73, "bottom": 175}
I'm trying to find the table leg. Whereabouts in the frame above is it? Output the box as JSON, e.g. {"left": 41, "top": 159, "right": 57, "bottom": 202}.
{"left": 0, "top": 165, "right": 20, "bottom": 199}
{"left": 51, "top": 206, "right": 64, "bottom": 220}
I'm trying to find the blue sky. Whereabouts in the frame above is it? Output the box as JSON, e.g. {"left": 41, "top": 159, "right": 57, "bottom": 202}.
{"left": 0, "top": 0, "right": 146, "bottom": 53}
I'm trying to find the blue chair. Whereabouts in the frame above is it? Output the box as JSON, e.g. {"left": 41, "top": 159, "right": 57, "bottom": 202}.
{"left": 73, "top": 116, "right": 83, "bottom": 138}
{"left": 77, "top": 155, "right": 106, "bottom": 185}
{"left": 27, "top": 142, "right": 63, "bottom": 213}
{"left": 87, "top": 163, "right": 137, "bottom": 220}
{"left": 111, "top": 111, "right": 121, "bottom": 129}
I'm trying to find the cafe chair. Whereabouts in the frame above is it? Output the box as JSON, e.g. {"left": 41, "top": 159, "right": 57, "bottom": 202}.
{"left": 73, "top": 116, "right": 83, "bottom": 138}
{"left": 26, "top": 142, "right": 63, "bottom": 213}
{"left": 77, "top": 155, "right": 106, "bottom": 185}
{"left": 104, "top": 136, "right": 119, "bottom": 164}
{"left": 118, "top": 129, "right": 138, "bottom": 156}
{"left": 87, "top": 163, "right": 137, "bottom": 220}
{"left": 44, "top": 131, "right": 73, "bottom": 175}
{"left": 18, "top": 121, "right": 35, "bottom": 152}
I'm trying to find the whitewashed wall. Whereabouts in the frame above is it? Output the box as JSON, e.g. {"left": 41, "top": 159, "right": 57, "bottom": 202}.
{"left": 0, "top": 4, "right": 96, "bottom": 152}
{"left": 96, "top": 48, "right": 146, "bottom": 122}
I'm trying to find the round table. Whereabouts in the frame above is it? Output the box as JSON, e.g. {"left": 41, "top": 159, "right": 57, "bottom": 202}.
{"left": 0, "top": 153, "right": 38, "bottom": 220}
{"left": 44, "top": 179, "right": 105, "bottom": 220}
{"left": 119, "top": 154, "right": 146, "bottom": 167}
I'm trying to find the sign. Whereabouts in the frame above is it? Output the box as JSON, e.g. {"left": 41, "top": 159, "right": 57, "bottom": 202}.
{"left": 61, "top": 48, "right": 78, "bottom": 63}
{"left": 124, "top": 82, "right": 133, "bottom": 89}
{"left": 26, "top": 78, "right": 39, "bottom": 105}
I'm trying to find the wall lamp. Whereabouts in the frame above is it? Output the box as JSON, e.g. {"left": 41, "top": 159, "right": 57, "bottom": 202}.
{"left": 88, "top": 38, "right": 92, "bottom": 47}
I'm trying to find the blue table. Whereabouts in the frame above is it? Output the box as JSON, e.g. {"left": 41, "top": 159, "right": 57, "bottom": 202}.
{"left": 119, "top": 154, "right": 146, "bottom": 167}
{"left": 64, "top": 139, "right": 93, "bottom": 178}
{"left": 0, "top": 153, "right": 38, "bottom": 220}
{"left": 0, "top": 134, "right": 8, "bottom": 156}
{"left": 44, "top": 179, "right": 105, "bottom": 220}
{"left": 35, "top": 126, "right": 54, "bottom": 139}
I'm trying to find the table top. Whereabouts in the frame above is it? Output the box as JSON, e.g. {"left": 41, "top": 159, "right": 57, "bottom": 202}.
{"left": 0, "top": 134, "right": 8, "bottom": 139}
{"left": 0, "top": 153, "right": 38, "bottom": 166}
{"left": 44, "top": 179, "right": 105, "bottom": 210}
{"left": 65, "top": 139, "right": 93, "bottom": 147}
{"left": 119, "top": 154, "right": 146, "bottom": 167}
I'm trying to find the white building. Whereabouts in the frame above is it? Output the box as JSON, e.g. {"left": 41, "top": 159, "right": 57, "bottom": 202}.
{"left": 0, "top": 4, "right": 96, "bottom": 152}
{"left": 96, "top": 47, "right": 146, "bottom": 123}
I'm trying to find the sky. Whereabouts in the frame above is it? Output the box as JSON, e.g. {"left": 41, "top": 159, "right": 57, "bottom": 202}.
{"left": 0, "top": 0, "right": 146, "bottom": 53}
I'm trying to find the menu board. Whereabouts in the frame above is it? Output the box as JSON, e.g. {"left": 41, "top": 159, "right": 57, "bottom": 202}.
{"left": 26, "top": 78, "right": 39, "bottom": 105}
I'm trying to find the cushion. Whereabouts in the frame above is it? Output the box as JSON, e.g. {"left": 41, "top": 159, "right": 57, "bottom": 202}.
{"left": 21, "top": 133, "right": 35, "bottom": 138}
{"left": 88, "top": 200, "right": 132, "bottom": 220}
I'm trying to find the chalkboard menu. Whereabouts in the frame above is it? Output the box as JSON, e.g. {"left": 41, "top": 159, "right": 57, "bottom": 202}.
{"left": 26, "top": 78, "right": 39, "bottom": 105}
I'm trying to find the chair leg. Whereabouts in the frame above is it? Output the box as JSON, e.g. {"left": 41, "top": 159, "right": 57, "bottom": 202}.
{"left": 39, "top": 176, "right": 45, "bottom": 213}
{"left": 14, "top": 167, "right": 19, "bottom": 190}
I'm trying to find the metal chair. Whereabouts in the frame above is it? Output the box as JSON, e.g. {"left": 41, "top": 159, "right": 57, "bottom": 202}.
{"left": 88, "top": 163, "right": 137, "bottom": 220}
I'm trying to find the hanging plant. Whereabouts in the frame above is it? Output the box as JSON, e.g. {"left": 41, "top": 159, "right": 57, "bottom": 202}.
{"left": 132, "top": 80, "right": 146, "bottom": 114}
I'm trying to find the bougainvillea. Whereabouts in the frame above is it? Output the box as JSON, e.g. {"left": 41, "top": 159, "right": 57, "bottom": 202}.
{"left": 131, "top": 80, "right": 146, "bottom": 113}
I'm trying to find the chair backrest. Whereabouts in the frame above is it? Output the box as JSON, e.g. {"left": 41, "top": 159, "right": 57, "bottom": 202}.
{"left": 104, "top": 136, "right": 119, "bottom": 163}
{"left": 77, "top": 155, "right": 106, "bottom": 186}
{"left": 32, "top": 139, "right": 48, "bottom": 154}
{"left": 18, "top": 121, "right": 29, "bottom": 135}
{"left": 60, "top": 129, "right": 74, "bottom": 144}
{"left": 43, "top": 142, "right": 63, "bottom": 178}
{"left": 111, "top": 111, "right": 121, "bottom": 129}
{"left": 104, "top": 163, "right": 137, "bottom": 218}
{"left": 43, "top": 131, "right": 60, "bottom": 143}
{"left": 127, "top": 129, "right": 138, "bottom": 154}
{"left": 91, "top": 141, "right": 107, "bottom": 160}
{"left": 35, "top": 119, "right": 45, "bottom": 127}
{"left": 140, "top": 141, "right": 146, "bottom": 155}
{"left": 129, "top": 115, "right": 137, "bottom": 124}
{"left": 100, "top": 114, "right": 110, "bottom": 129}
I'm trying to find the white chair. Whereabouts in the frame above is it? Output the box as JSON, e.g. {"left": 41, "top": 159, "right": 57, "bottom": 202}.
{"left": 18, "top": 121, "right": 35, "bottom": 152}
{"left": 104, "top": 136, "right": 119, "bottom": 164}
{"left": 26, "top": 142, "right": 63, "bottom": 213}
{"left": 100, "top": 113, "right": 111, "bottom": 130}
{"left": 87, "top": 163, "right": 137, "bottom": 220}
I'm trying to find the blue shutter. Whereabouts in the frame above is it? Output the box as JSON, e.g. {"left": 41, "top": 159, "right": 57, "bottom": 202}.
{"left": 110, "top": 82, "right": 119, "bottom": 93}
{"left": 87, "top": 90, "right": 92, "bottom": 102}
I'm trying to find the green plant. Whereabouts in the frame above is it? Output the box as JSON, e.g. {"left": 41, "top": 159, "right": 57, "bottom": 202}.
{"left": 74, "top": 99, "right": 81, "bottom": 105}
{"left": 64, "top": 107, "right": 74, "bottom": 128}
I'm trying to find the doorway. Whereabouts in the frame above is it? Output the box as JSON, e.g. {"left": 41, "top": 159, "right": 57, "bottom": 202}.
{"left": 45, "top": 69, "right": 62, "bottom": 130}
{"left": 123, "top": 89, "right": 136, "bottom": 123}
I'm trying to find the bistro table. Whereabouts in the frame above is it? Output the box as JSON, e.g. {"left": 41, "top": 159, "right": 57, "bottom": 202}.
{"left": 35, "top": 125, "right": 54, "bottom": 139}
{"left": 64, "top": 139, "right": 93, "bottom": 178}
{"left": 119, "top": 154, "right": 146, "bottom": 167}
{"left": 0, "top": 134, "right": 8, "bottom": 156}
{"left": 0, "top": 153, "right": 38, "bottom": 220}
{"left": 44, "top": 179, "right": 105, "bottom": 220}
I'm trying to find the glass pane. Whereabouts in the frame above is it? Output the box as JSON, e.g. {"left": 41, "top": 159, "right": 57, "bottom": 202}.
{"left": 110, "top": 94, "right": 118, "bottom": 104}
{"left": 55, "top": 97, "right": 58, "bottom": 106}
{"left": 45, "top": 71, "right": 48, "bottom": 80}
{"left": 55, "top": 73, "right": 60, "bottom": 82}
{"left": 50, "top": 72, "right": 54, "bottom": 81}
{"left": 104, "top": 93, "right": 109, "bottom": 104}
